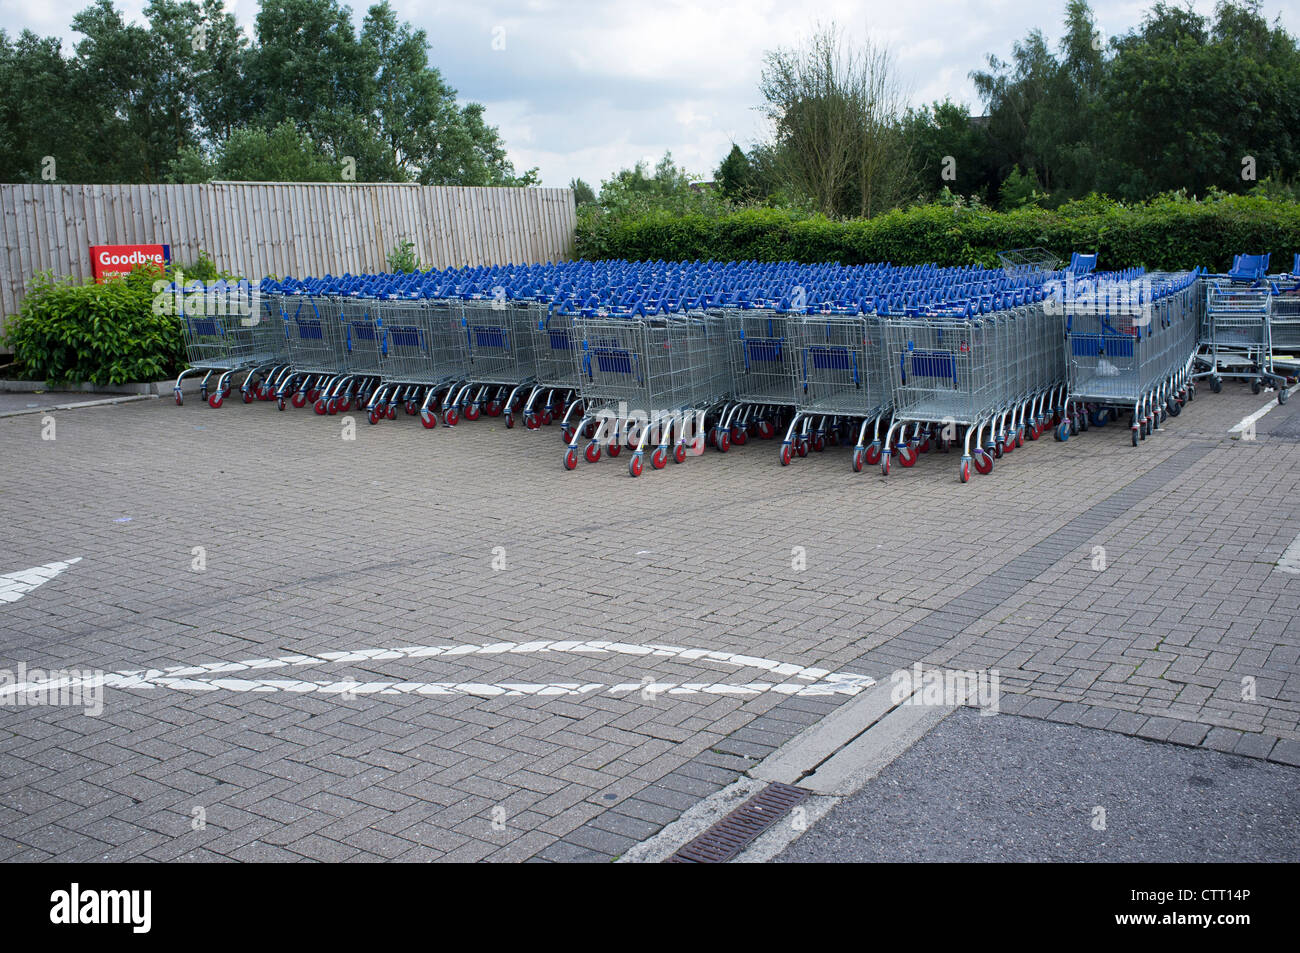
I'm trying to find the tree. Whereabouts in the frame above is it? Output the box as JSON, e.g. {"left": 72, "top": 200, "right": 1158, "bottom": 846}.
{"left": 569, "top": 177, "right": 596, "bottom": 205}
{"left": 904, "top": 99, "right": 994, "bottom": 202}
{"left": 759, "top": 24, "right": 913, "bottom": 217}
{"left": 715, "top": 144, "right": 754, "bottom": 203}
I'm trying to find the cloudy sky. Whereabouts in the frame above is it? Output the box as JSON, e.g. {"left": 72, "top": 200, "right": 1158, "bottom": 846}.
{"left": 2, "top": 0, "right": 1297, "bottom": 188}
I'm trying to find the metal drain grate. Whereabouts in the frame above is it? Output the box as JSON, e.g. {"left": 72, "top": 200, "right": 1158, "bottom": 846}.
{"left": 666, "top": 783, "right": 810, "bottom": 863}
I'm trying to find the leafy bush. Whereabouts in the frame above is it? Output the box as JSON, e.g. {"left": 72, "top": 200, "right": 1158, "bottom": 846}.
{"left": 3, "top": 266, "right": 185, "bottom": 386}
{"left": 387, "top": 239, "right": 421, "bottom": 273}
{"left": 575, "top": 192, "right": 1300, "bottom": 272}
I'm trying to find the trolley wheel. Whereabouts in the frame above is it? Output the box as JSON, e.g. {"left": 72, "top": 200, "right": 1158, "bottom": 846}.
{"left": 306, "top": 388, "right": 319, "bottom": 403}
{"left": 917, "top": 437, "right": 930, "bottom": 454}
{"left": 313, "top": 398, "right": 326, "bottom": 415}
{"left": 585, "top": 441, "right": 601, "bottom": 463}
{"left": 420, "top": 410, "right": 437, "bottom": 429}
{"left": 338, "top": 397, "right": 352, "bottom": 413}
{"left": 1026, "top": 424, "right": 1037, "bottom": 441}
{"left": 541, "top": 410, "right": 553, "bottom": 426}
{"left": 717, "top": 431, "right": 731, "bottom": 453}
{"left": 277, "top": 397, "right": 286, "bottom": 411}
{"left": 1131, "top": 426, "right": 1140, "bottom": 447}
{"left": 368, "top": 408, "right": 380, "bottom": 425}
{"left": 208, "top": 392, "right": 223, "bottom": 409}
{"left": 291, "top": 391, "right": 307, "bottom": 409}
{"left": 561, "top": 426, "right": 574, "bottom": 443}
{"left": 811, "top": 434, "right": 826, "bottom": 453}
{"left": 959, "top": 457, "right": 971, "bottom": 483}
{"left": 242, "top": 389, "right": 254, "bottom": 404}
{"left": 898, "top": 444, "right": 917, "bottom": 468}
{"left": 706, "top": 427, "right": 717, "bottom": 448}
{"left": 221, "top": 383, "right": 231, "bottom": 398}
{"left": 1210, "top": 377, "right": 1223, "bottom": 393}
{"left": 652, "top": 448, "right": 668, "bottom": 470}
{"left": 1280, "top": 387, "right": 1289, "bottom": 405}
{"left": 608, "top": 441, "right": 620, "bottom": 457}
{"left": 563, "top": 448, "right": 578, "bottom": 471}
{"left": 795, "top": 438, "right": 808, "bottom": 458}
{"left": 506, "top": 413, "right": 515, "bottom": 429}
{"left": 174, "top": 391, "right": 184, "bottom": 407}
{"left": 672, "top": 443, "right": 687, "bottom": 464}
{"left": 780, "top": 444, "right": 792, "bottom": 466}
{"left": 852, "top": 447, "right": 864, "bottom": 473}
{"left": 881, "top": 451, "right": 891, "bottom": 476}
{"left": 629, "top": 453, "right": 643, "bottom": 478}
{"left": 863, "top": 442, "right": 882, "bottom": 466}
{"left": 464, "top": 403, "right": 481, "bottom": 421}
{"left": 444, "top": 409, "right": 458, "bottom": 426}
{"left": 386, "top": 404, "right": 397, "bottom": 420}
{"left": 1055, "top": 422, "right": 1070, "bottom": 442}
{"left": 327, "top": 398, "right": 338, "bottom": 415}
{"left": 993, "top": 440, "right": 1004, "bottom": 459}
{"left": 525, "top": 414, "right": 539, "bottom": 430}
{"left": 1252, "top": 378, "right": 1262, "bottom": 395}
{"left": 732, "top": 426, "right": 748, "bottom": 446}
{"left": 758, "top": 420, "right": 776, "bottom": 440}
{"left": 973, "top": 451, "right": 994, "bottom": 475}
{"left": 1015, "top": 428, "right": 1024, "bottom": 448}
{"left": 485, "top": 400, "right": 501, "bottom": 417}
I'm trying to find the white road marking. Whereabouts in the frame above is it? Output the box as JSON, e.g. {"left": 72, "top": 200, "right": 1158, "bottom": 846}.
{"left": 0, "top": 558, "right": 82, "bottom": 605}
{"left": 1277, "top": 533, "right": 1300, "bottom": 575}
{"left": 1229, "top": 383, "right": 1299, "bottom": 437}
{"left": 0, "top": 640, "right": 875, "bottom": 701}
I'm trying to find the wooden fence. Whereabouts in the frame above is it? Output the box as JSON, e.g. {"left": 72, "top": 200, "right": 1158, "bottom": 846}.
{"left": 0, "top": 182, "right": 577, "bottom": 320}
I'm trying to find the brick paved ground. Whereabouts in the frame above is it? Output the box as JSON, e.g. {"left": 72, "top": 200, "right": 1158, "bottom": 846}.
{"left": 1, "top": 380, "right": 1297, "bottom": 861}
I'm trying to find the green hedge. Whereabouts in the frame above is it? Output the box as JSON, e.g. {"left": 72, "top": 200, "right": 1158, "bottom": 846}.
{"left": 3, "top": 266, "right": 185, "bottom": 386}
{"left": 575, "top": 194, "right": 1300, "bottom": 272}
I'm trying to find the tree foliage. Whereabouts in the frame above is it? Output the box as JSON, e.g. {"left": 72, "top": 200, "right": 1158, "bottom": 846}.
{"left": 0, "top": 0, "right": 535, "bottom": 185}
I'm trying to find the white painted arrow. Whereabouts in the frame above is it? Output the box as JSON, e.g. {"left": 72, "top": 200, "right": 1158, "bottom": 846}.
{"left": 0, "top": 558, "right": 82, "bottom": 605}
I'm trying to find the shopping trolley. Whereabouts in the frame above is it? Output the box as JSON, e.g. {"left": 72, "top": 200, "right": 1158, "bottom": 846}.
{"left": 522, "top": 302, "right": 583, "bottom": 431}
{"left": 1197, "top": 280, "right": 1285, "bottom": 397}
{"left": 714, "top": 304, "right": 804, "bottom": 451}
{"left": 447, "top": 295, "right": 539, "bottom": 424}
{"left": 274, "top": 292, "right": 349, "bottom": 411}
{"left": 360, "top": 296, "right": 470, "bottom": 427}
{"left": 174, "top": 279, "right": 279, "bottom": 409}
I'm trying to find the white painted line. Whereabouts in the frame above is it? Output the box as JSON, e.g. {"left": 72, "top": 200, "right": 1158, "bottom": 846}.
{"left": 0, "top": 640, "right": 875, "bottom": 702}
{"left": 0, "top": 395, "right": 156, "bottom": 418}
{"left": 0, "top": 558, "right": 82, "bottom": 605}
{"left": 1229, "top": 383, "right": 1298, "bottom": 437}
{"left": 1276, "top": 532, "right": 1300, "bottom": 575}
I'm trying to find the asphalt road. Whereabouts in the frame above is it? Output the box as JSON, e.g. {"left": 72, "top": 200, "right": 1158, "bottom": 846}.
{"left": 776, "top": 708, "right": 1300, "bottom": 862}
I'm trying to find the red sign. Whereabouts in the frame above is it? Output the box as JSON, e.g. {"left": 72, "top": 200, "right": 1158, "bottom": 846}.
{"left": 90, "top": 244, "right": 170, "bottom": 282}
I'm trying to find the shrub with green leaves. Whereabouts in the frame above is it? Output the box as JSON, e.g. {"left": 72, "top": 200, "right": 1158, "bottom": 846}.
{"left": 576, "top": 192, "right": 1300, "bottom": 272}
{"left": 3, "top": 266, "right": 185, "bottom": 386}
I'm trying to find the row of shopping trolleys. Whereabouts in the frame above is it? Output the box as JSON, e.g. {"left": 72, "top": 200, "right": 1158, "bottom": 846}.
{"left": 173, "top": 259, "right": 1204, "bottom": 482}
{"left": 1197, "top": 253, "right": 1300, "bottom": 401}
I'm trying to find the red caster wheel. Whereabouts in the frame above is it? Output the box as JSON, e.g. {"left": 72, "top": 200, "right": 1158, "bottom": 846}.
{"left": 541, "top": 410, "right": 553, "bottom": 426}
{"left": 898, "top": 444, "right": 918, "bottom": 467}
{"left": 563, "top": 448, "right": 578, "bottom": 470}
{"left": 313, "top": 399, "right": 327, "bottom": 415}
{"left": 420, "top": 410, "right": 437, "bottom": 429}
{"left": 706, "top": 428, "right": 717, "bottom": 448}
{"left": 291, "top": 391, "right": 307, "bottom": 409}
{"left": 328, "top": 398, "right": 340, "bottom": 415}
{"left": 208, "top": 392, "right": 223, "bottom": 409}
{"left": 367, "top": 408, "right": 380, "bottom": 425}
{"left": 917, "top": 438, "right": 930, "bottom": 454}
{"left": 306, "top": 388, "right": 319, "bottom": 403}
{"left": 464, "top": 404, "right": 481, "bottom": 421}
{"left": 717, "top": 431, "right": 731, "bottom": 453}
{"left": 811, "top": 434, "right": 826, "bottom": 452}
{"left": 585, "top": 442, "right": 601, "bottom": 463}
{"left": 386, "top": 404, "right": 397, "bottom": 420}
{"left": 242, "top": 389, "right": 254, "bottom": 404}
{"left": 864, "top": 443, "right": 882, "bottom": 466}
{"left": 277, "top": 397, "right": 286, "bottom": 411}
{"left": 973, "top": 451, "right": 994, "bottom": 475}
{"left": 338, "top": 397, "right": 352, "bottom": 413}
{"left": 525, "top": 414, "right": 540, "bottom": 430}
{"left": 561, "top": 427, "right": 574, "bottom": 443}
{"left": 506, "top": 413, "right": 515, "bottom": 429}
{"left": 672, "top": 443, "right": 687, "bottom": 464}
{"left": 852, "top": 447, "right": 864, "bottom": 472}
{"left": 608, "top": 441, "right": 620, "bottom": 457}
{"left": 795, "top": 439, "right": 808, "bottom": 458}
{"left": 758, "top": 420, "right": 776, "bottom": 439}
{"left": 960, "top": 458, "right": 972, "bottom": 483}
{"left": 175, "top": 392, "right": 184, "bottom": 406}
{"left": 651, "top": 448, "right": 668, "bottom": 470}
{"left": 881, "top": 452, "right": 891, "bottom": 476}
{"left": 628, "top": 454, "right": 643, "bottom": 478}
{"left": 732, "top": 426, "right": 748, "bottom": 446}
